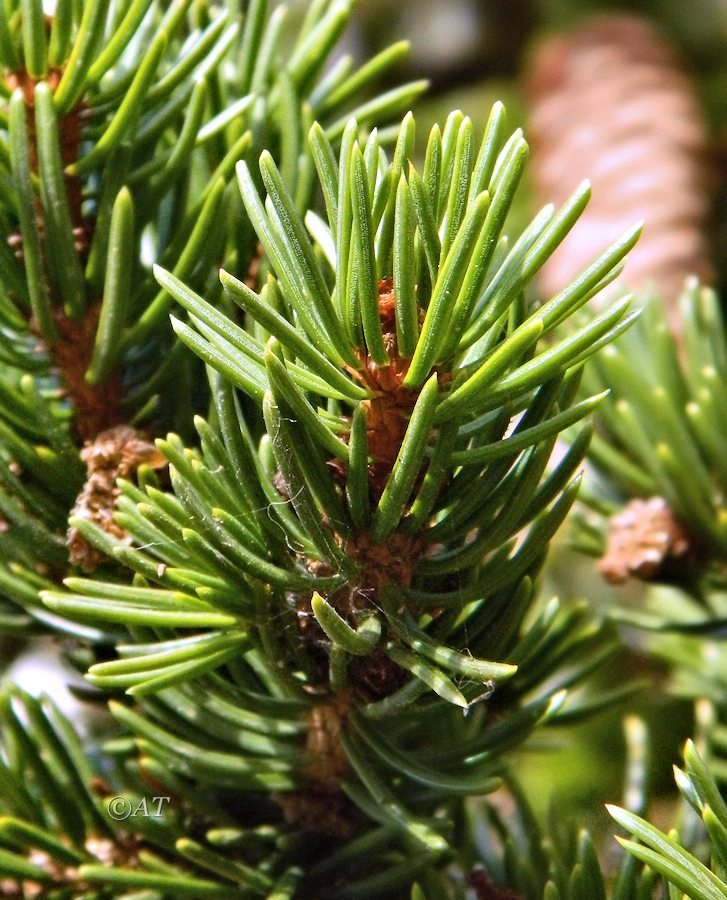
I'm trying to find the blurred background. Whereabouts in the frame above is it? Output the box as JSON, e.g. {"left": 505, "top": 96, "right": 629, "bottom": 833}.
{"left": 347, "top": 0, "right": 727, "bottom": 303}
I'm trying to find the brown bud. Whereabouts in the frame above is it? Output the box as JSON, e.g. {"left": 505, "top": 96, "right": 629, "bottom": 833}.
{"left": 599, "top": 496, "right": 691, "bottom": 584}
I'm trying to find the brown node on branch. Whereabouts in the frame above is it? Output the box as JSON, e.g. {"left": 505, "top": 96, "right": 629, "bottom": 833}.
{"left": 291, "top": 536, "right": 423, "bottom": 709}
{"left": 599, "top": 496, "right": 692, "bottom": 584}
{"left": 346, "top": 278, "right": 419, "bottom": 496}
{"left": 291, "top": 586, "right": 409, "bottom": 703}
{"left": 275, "top": 695, "right": 363, "bottom": 838}
{"left": 275, "top": 784, "right": 362, "bottom": 839}
{"left": 303, "top": 528, "right": 425, "bottom": 671}
{"left": 67, "top": 425, "right": 166, "bottom": 573}
{"left": 293, "top": 584, "right": 409, "bottom": 702}
{"left": 347, "top": 649, "right": 408, "bottom": 702}
{"left": 343, "top": 529, "right": 426, "bottom": 595}
{"left": 293, "top": 531, "right": 424, "bottom": 703}
{"left": 524, "top": 14, "right": 713, "bottom": 333}
{"left": 50, "top": 305, "right": 124, "bottom": 442}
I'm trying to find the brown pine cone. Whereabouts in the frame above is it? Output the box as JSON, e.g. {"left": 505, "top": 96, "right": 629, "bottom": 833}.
{"left": 524, "top": 14, "right": 713, "bottom": 328}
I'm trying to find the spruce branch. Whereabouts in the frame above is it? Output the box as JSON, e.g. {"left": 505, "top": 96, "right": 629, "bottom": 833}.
{"left": 573, "top": 285, "right": 727, "bottom": 900}
{"left": 0, "top": 0, "right": 419, "bottom": 632}
{"left": 0, "top": 687, "right": 300, "bottom": 897}
{"left": 575, "top": 280, "right": 727, "bottom": 595}
{"left": 137, "top": 107, "right": 638, "bottom": 710}
{"left": 27, "top": 105, "right": 646, "bottom": 887}
{"left": 0, "top": 4, "right": 672, "bottom": 896}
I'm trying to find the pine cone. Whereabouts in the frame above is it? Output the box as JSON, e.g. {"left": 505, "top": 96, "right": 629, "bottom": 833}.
{"left": 524, "top": 14, "right": 713, "bottom": 327}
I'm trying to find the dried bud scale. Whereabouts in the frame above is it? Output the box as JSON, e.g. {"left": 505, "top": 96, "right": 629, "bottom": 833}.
{"left": 67, "top": 425, "right": 166, "bottom": 572}
{"left": 599, "top": 496, "right": 692, "bottom": 584}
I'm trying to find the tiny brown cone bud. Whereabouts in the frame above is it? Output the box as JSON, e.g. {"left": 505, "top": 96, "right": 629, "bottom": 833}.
{"left": 599, "top": 496, "right": 692, "bottom": 584}
{"left": 68, "top": 426, "right": 166, "bottom": 572}
{"left": 524, "top": 14, "right": 713, "bottom": 331}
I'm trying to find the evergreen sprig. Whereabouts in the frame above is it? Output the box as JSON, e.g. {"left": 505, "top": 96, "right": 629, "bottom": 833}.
{"left": 0, "top": 0, "right": 420, "bottom": 635}
{"left": 0, "top": 687, "right": 304, "bottom": 898}
{"left": 570, "top": 284, "right": 727, "bottom": 900}
{"left": 576, "top": 280, "right": 727, "bottom": 575}
{"left": 146, "top": 106, "right": 638, "bottom": 698}
{"left": 0, "top": 3, "right": 673, "bottom": 896}
{"left": 49, "top": 105, "right": 639, "bottom": 700}
{"left": 25, "top": 105, "right": 646, "bottom": 889}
